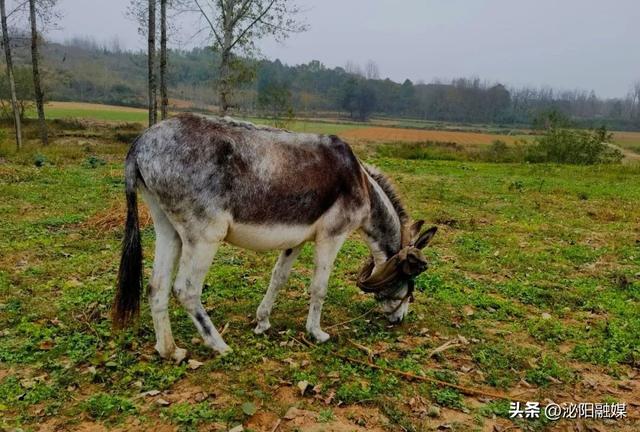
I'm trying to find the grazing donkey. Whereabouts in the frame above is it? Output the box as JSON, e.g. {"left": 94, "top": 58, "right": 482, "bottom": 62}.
{"left": 113, "top": 114, "right": 437, "bottom": 362}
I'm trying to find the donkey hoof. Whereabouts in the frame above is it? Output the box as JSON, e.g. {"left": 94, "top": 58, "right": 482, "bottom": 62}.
{"left": 216, "top": 345, "right": 233, "bottom": 357}
{"left": 254, "top": 320, "right": 271, "bottom": 335}
{"left": 172, "top": 347, "right": 188, "bottom": 364}
{"left": 310, "top": 329, "right": 330, "bottom": 343}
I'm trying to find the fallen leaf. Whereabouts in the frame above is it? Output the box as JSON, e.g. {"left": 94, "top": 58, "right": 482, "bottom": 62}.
{"left": 297, "top": 380, "right": 310, "bottom": 395}
{"left": 324, "top": 390, "right": 335, "bottom": 405}
{"left": 187, "top": 359, "right": 204, "bottom": 370}
{"left": 228, "top": 425, "right": 243, "bottom": 432}
{"left": 38, "top": 340, "right": 55, "bottom": 350}
{"left": 194, "top": 392, "right": 208, "bottom": 402}
{"left": 284, "top": 407, "right": 316, "bottom": 420}
{"left": 156, "top": 398, "right": 171, "bottom": 406}
{"left": 242, "top": 402, "right": 257, "bottom": 416}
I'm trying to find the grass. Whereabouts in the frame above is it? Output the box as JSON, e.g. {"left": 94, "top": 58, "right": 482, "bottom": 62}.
{"left": 26, "top": 102, "right": 150, "bottom": 123}
{"left": 0, "top": 118, "right": 639, "bottom": 431}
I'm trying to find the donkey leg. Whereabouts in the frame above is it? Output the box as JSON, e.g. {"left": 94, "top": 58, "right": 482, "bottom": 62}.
{"left": 173, "top": 240, "right": 231, "bottom": 355}
{"left": 306, "top": 235, "right": 347, "bottom": 343}
{"left": 144, "top": 192, "right": 184, "bottom": 362}
{"left": 254, "top": 246, "right": 303, "bottom": 334}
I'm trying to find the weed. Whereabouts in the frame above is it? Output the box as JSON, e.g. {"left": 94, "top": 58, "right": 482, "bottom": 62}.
{"left": 83, "top": 393, "right": 136, "bottom": 421}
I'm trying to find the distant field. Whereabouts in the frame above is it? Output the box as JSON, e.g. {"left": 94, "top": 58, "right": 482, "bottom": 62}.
{"left": 340, "top": 126, "right": 524, "bottom": 146}
{"left": 25, "top": 102, "right": 640, "bottom": 155}
{"left": 36, "top": 102, "right": 148, "bottom": 123}
{"left": 32, "top": 102, "right": 364, "bottom": 135}
{"left": 613, "top": 131, "right": 640, "bottom": 153}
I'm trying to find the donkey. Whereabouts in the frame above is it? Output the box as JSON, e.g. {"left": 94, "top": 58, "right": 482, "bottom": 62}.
{"left": 113, "top": 114, "right": 437, "bottom": 362}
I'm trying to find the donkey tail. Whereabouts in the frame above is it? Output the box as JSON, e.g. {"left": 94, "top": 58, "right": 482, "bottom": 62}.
{"left": 113, "top": 148, "right": 143, "bottom": 329}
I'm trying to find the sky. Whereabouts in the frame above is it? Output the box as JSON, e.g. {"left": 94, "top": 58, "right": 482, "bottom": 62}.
{"left": 39, "top": 0, "right": 640, "bottom": 98}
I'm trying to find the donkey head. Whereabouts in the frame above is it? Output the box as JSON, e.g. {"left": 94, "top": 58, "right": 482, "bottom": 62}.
{"left": 357, "top": 222, "right": 437, "bottom": 323}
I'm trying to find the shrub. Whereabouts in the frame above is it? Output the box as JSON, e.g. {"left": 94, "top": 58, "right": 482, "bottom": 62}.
{"left": 34, "top": 154, "right": 47, "bottom": 167}
{"left": 482, "top": 139, "right": 528, "bottom": 163}
{"left": 526, "top": 126, "right": 622, "bottom": 164}
{"left": 485, "top": 139, "right": 508, "bottom": 162}
{"left": 85, "top": 155, "right": 106, "bottom": 168}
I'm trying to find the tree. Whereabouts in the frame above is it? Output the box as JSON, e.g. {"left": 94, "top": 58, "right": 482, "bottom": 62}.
{"left": 257, "top": 69, "right": 292, "bottom": 127}
{"left": 29, "top": 0, "right": 53, "bottom": 145}
{"left": 148, "top": 0, "right": 157, "bottom": 126}
{"left": 365, "top": 60, "right": 379, "bottom": 80}
{"left": 0, "top": 0, "right": 22, "bottom": 150}
{"left": 160, "top": 0, "right": 168, "bottom": 119}
{"left": 190, "top": 0, "right": 306, "bottom": 114}
{"left": 339, "top": 77, "right": 376, "bottom": 121}
{"left": 128, "top": 0, "right": 175, "bottom": 122}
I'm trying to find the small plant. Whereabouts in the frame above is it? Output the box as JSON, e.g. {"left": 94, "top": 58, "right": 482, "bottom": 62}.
{"left": 318, "top": 408, "right": 336, "bottom": 423}
{"left": 34, "top": 154, "right": 47, "bottom": 167}
{"left": 509, "top": 180, "right": 525, "bottom": 192}
{"left": 85, "top": 155, "right": 106, "bottom": 169}
{"left": 166, "top": 402, "right": 217, "bottom": 426}
{"left": 83, "top": 393, "right": 136, "bottom": 420}
{"left": 526, "top": 355, "right": 574, "bottom": 386}
{"left": 429, "top": 387, "right": 463, "bottom": 408}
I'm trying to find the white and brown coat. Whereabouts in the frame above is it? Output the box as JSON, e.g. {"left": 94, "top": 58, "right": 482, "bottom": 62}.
{"left": 113, "top": 114, "right": 436, "bottom": 362}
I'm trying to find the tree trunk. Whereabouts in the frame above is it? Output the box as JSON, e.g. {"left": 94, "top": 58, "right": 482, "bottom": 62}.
{"left": 218, "top": 1, "right": 234, "bottom": 116}
{"left": 159, "top": 0, "right": 168, "bottom": 120}
{"left": 148, "top": 0, "right": 157, "bottom": 127}
{"left": 29, "top": 0, "right": 48, "bottom": 145}
{"left": 218, "top": 50, "right": 231, "bottom": 115}
{"left": 0, "top": 0, "right": 22, "bottom": 150}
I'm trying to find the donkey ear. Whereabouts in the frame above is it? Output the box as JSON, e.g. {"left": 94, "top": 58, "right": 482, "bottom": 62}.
{"left": 414, "top": 226, "right": 438, "bottom": 249}
{"left": 409, "top": 220, "right": 425, "bottom": 241}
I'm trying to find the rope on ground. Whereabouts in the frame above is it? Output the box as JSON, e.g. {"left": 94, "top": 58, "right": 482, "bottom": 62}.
{"left": 325, "top": 306, "right": 376, "bottom": 331}
{"left": 335, "top": 354, "right": 519, "bottom": 402}
{"left": 298, "top": 331, "right": 518, "bottom": 403}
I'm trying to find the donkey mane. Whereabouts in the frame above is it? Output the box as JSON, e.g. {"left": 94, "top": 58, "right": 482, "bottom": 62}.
{"left": 363, "top": 164, "right": 409, "bottom": 225}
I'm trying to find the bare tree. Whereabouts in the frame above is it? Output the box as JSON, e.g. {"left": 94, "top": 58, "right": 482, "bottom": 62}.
{"left": 148, "top": 0, "right": 157, "bottom": 126}
{"left": 344, "top": 60, "right": 363, "bottom": 77}
{"left": 160, "top": 0, "right": 168, "bottom": 119}
{"left": 128, "top": 0, "right": 173, "bottom": 121}
{"left": 0, "top": 0, "right": 22, "bottom": 150}
{"left": 29, "top": 0, "right": 48, "bottom": 144}
{"left": 189, "top": 0, "right": 306, "bottom": 115}
{"left": 365, "top": 60, "right": 379, "bottom": 80}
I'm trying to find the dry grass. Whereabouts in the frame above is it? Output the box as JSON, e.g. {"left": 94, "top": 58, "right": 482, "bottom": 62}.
{"left": 340, "top": 126, "right": 520, "bottom": 146}
{"left": 83, "top": 200, "right": 152, "bottom": 233}
{"left": 46, "top": 101, "right": 147, "bottom": 114}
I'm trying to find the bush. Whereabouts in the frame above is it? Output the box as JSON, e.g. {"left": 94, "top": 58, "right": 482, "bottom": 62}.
{"left": 526, "top": 126, "right": 622, "bottom": 164}
{"left": 482, "top": 139, "right": 527, "bottom": 163}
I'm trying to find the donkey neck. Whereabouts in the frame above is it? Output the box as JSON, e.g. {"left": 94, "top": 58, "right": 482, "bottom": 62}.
{"left": 361, "top": 172, "right": 403, "bottom": 267}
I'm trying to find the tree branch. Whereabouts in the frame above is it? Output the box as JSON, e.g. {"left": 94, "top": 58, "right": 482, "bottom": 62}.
{"left": 193, "top": 0, "right": 223, "bottom": 47}
{"left": 230, "top": 0, "right": 253, "bottom": 28}
{"left": 228, "top": 0, "right": 276, "bottom": 52}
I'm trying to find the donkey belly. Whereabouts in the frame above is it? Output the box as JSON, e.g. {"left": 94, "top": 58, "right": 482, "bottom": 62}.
{"left": 225, "top": 222, "right": 316, "bottom": 252}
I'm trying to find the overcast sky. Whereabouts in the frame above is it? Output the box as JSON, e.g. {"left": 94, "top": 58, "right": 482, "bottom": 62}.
{"left": 43, "top": 0, "right": 640, "bottom": 98}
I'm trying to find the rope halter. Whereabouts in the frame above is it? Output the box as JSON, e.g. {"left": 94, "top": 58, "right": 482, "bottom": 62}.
{"left": 356, "top": 225, "right": 437, "bottom": 303}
